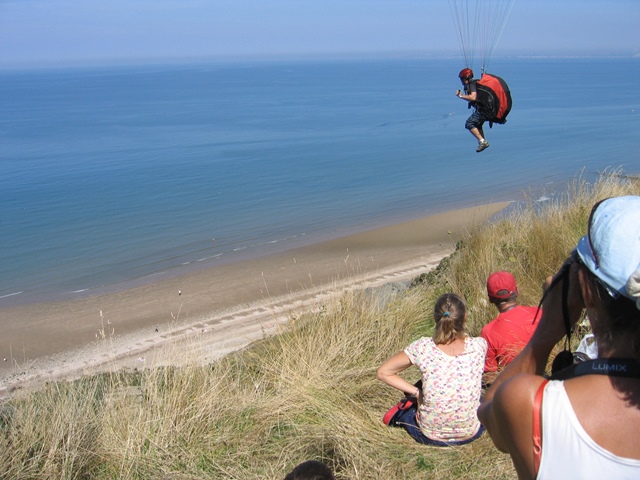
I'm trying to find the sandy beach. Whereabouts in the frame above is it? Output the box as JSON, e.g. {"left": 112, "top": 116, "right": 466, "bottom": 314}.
{"left": 0, "top": 202, "right": 509, "bottom": 398}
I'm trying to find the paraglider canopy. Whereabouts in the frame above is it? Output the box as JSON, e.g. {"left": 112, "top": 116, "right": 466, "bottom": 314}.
{"left": 448, "top": 0, "right": 516, "bottom": 74}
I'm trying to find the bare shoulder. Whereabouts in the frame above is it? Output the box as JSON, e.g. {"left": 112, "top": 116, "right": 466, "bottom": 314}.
{"left": 479, "top": 374, "right": 547, "bottom": 478}
{"left": 496, "top": 373, "right": 546, "bottom": 405}
{"left": 565, "top": 376, "right": 640, "bottom": 459}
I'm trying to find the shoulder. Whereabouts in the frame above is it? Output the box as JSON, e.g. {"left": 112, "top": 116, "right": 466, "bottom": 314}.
{"left": 406, "top": 336, "right": 431, "bottom": 347}
{"left": 470, "top": 336, "right": 488, "bottom": 348}
{"left": 494, "top": 374, "right": 546, "bottom": 410}
{"left": 481, "top": 317, "right": 499, "bottom": 337}
{"left": 405, "top": 336, "right": 433, "bottom": 356}
{"left": 479, "top": 374, "right": 547, "bottom": 455}
{"left": 515, "top": 305, "right": 540, "bottom": 315}
{"left": 517, "top": 304, "right": 538, "bottom": 312}
{"left": 466, "top": 336, "right": 488, "bottom": 354}
{"left": 512, "top": 305, "right": 542, "bottom": 324}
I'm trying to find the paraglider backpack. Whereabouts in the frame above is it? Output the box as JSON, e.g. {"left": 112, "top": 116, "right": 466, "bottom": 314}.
{"left": 475, "top": 73, "right": 512, "bottom": 127}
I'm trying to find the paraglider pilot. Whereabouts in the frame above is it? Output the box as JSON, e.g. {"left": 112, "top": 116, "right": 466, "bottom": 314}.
{"left": 456, "top": 68, "right": 490, "bottom": 153}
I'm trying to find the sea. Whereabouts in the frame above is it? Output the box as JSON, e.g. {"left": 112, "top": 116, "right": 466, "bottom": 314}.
{"left": 1, "top": 56, "right": 639, "bottom": 307}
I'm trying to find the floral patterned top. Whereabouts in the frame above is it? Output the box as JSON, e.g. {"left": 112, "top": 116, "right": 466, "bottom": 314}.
{"left": 404, "top": 336, "right": 487, "bottom": 441}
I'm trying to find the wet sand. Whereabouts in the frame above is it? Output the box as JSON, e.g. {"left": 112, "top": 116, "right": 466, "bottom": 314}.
{"left": 0, "top": 202, "right": 509, "bottom": 398}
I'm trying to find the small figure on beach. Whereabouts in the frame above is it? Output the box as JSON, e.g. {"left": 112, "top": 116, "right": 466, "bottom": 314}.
{"left": 478, "top": 195, "right": 640, "bottom": 479}
{"left": 481, "top": 271, "right": 542, "bottom": 385}
{"left": 378, "top": 293, "right": 486, "bottom": 446}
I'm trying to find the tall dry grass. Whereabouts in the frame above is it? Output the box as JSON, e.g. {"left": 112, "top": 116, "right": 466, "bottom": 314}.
{"left": 445, "top": 170, "right": 640, "bottom": 336}
{"left": 0, "top": 171, "right": 638, "bottom": 479}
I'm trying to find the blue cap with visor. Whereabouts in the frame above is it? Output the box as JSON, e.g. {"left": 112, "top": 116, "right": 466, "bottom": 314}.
{"left": 575, "top": 195, "right": 640, "bottom": 305}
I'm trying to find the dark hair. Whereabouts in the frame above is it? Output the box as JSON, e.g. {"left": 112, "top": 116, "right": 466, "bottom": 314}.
{"left": 583, "top": 268, "right": 640, "bottom": 360}
{"left": 284, "top": 460, "right": 335, "bottom": 480}
{"left": 489, "top": 292, "right": 518, "bottom": 305}
{"left": 433, "top": 293, "right": 467, "bottom": 345}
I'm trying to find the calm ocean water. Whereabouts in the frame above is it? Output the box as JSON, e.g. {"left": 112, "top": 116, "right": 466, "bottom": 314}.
{"left": 1, "top": 57, "right": 639, "bottom": 306}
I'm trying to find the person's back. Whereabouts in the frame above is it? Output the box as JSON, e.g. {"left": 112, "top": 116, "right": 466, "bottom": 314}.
{"left": 482, "top": 272, "right": 541, "bottom": 376}
{"left": 406, "top": 335, "right": 486, "bottom": 440}
{"left": 378, "top": 293, "right": 487, "bottom": 446}
{"left": 481, "top": 304, "right": 540, "bottom": 369}
{"left": 537, "top": 376, "right": 640, "bottom": 478}
{"left": 478, "top": 196, "right": 640, "bottom": 479}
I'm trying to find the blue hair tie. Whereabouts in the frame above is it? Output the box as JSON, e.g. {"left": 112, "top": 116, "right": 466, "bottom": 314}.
{"left": 442, "top": 311, "right": 450, "bottom": 317}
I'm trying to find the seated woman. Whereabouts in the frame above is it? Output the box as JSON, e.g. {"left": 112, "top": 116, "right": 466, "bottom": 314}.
{"left": 478, "top": 195, "right": 640, "bottom": 479}
{"left": 377, "top": 293, "right": 487, "bottom": 446}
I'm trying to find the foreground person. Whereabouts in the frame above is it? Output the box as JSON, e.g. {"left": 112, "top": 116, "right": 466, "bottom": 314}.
{"left": 378, "top": 293, "right": 486, "bottom": 446}
{"left": 478, "top": 195, "right": 640, "bottom": 479}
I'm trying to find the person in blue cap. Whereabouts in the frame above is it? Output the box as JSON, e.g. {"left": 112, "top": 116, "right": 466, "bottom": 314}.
{"left": 478, "top": 196, "right": 640, "bottom": 479}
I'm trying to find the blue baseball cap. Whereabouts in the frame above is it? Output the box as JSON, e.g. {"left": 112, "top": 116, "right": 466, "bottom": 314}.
{"left": 575, "top": 195, "right": 640, "bottom": 303}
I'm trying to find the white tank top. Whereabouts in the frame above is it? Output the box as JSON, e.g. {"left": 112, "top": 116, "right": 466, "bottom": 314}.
{"left": 537, "top": 380, "right": 640, "bottom": 479}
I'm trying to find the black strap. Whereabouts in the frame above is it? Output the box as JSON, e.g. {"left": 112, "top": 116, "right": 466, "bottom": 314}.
{"left": 538, "top": 263, "right": 576, "bottom": 375}
{"left": 536, "top": 261, "right": 574, "bottom": 338}
{"left": 550, "top": 358, "right": 640, "bottom": 381}
{"left": 561, "top": 264, "right": 572, "bottom": 342}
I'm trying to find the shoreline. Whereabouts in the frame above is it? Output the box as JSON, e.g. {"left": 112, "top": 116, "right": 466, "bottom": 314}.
{"left": 0, "top": 201, "right": 509, "bottom": 398}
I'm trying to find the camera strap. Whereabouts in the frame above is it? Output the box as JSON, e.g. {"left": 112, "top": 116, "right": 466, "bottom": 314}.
{"left": 541, "top": 263, "right": 576, "bottom": 374}
{"left": 549, "top": 358, "right": 640, "bottom": 381}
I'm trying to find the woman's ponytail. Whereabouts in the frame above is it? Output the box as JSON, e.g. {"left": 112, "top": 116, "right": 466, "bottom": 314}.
{"left": 433, "top": 293, "right": 466, "bottom": 344}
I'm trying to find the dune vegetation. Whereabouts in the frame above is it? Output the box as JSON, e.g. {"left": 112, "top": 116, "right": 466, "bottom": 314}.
{"left": 1, "top": 171, "right": 638, "bottom": 479}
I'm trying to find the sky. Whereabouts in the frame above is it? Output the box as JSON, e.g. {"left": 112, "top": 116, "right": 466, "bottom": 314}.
{"left": 0, "top": 0, "right": 638, "bottom": 69}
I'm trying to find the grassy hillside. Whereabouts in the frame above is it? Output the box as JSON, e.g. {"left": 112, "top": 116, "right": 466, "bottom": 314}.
{"left": 1, "top": 171, "right": 638, "bottom": 479}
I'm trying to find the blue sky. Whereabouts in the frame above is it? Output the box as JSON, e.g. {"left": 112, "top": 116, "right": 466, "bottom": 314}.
{"left": 0, "top": 0, "right": 638, "bottom": 68}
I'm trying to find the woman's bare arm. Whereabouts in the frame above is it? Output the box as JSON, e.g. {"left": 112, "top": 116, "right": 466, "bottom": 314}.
{"left": 377, "top": 352, "right": 420, "bottom": 397}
